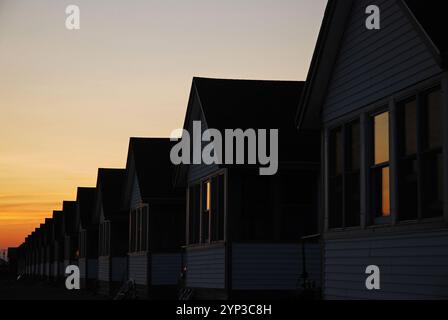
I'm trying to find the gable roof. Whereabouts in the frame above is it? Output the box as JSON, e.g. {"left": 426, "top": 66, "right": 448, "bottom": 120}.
{"left": 193, "top": 77, "right": 304, "bottom": 133}
{"left": 403, "top": 0, "right": 448, "bottom": 63}
{"left": 75, "top": 187, "right": 96, "bottom": 229}
{"left": 95, "top": 168, "right": 126, "bottom": 220}
{"left": 62, "top": 201, "right": 77, "bottom": 236}
{"left": 296, "top": 0, "right": 446, "bottom": 130}
{"left": 123, "top": 138, "right": 181, "bottom": 206}
{"left": 52, "top": 210, "right": 63, "bottom": 240}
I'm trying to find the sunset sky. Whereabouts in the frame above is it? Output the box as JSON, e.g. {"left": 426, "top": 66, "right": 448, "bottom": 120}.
{"left": 0, "top": 0, "right": 326, "bottom": 249}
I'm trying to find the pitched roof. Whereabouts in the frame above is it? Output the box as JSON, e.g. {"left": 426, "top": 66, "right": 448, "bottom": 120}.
{"left": 403, "top": 0, "right": 447, "bottom": 62}
{"left": 296, "top": 0, "right": 446, "bottom": 130}
{"left": 193, "top": 77, "right": 303, "bottom": 133}
{"left": 62, "top": 201, "right": 77, "bottom": 236}
{"left": 190, "top": 77, "right": 315, "bottom": 161}
{"left": 75, "top": 187, "right": 96, "bottom": 229}
{"left": 125, "top": 138, "right": 181, "bottom": 203}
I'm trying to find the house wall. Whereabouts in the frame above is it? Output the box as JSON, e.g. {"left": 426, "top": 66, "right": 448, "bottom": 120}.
{"left": 151, "top": 253, "right": 182, "bottom": 285}
{"left": 231, "top": 243, "right": 321, "bottom": 291}
{"left": 322, "top": 0, "right": 442, "bottom": 123}
{"left": 87, "top": 259, "right": 98, "bottom": 280}
{"left": 79, "top": 258, "right": 86, "bottom": 279}
{"left": 324, "top": 230, "right": 448, "bottom": 299}
{"left": 98, "top": 256, "right": 110, "bottom": 282}
{"left": 128, "top": 253, "right": 148, "bottom": 285}
{"left": 185, "top": 244, "right": 225, "bottom": 289}
{"left": 187, "top": 92, "right": 219, "bottom": 183}
{"left": 111, "top": 257, "right": 127, "bottom": 282}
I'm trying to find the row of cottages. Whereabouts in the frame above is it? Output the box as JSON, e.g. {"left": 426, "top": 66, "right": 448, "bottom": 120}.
{"left": 296, "top": 0, "right": 448, "bottom": 299}
{"left": 15, "top": 76, "right": 324, "bottom": 299}
{"left": 174, "top": 77, "right": 321, "bottom": 299}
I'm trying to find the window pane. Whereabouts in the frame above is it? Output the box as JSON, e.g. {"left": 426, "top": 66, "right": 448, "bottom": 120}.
{"left": 330, "top": 128, "right": 342, "bottom": 176}
{"left": 401, "top": 99, "right": 417, "bottom": 156}
{"left": 372, "top": 166, "right": 390, "bottom": 218}
{"left": 374, "top": 112, "right": 389, "bottom": 165}
{"left": 329, "top": 176, "right": 343, "bottom": 228}
{"left": 347, "top": 121, "right": 360, "bottom": 172}
{"left": 345, "top": 172, "right": 360, "bottom": 227}
{"left": 398, "top": 158, "right": 418, "bottom": 221}
{"left": 426, "top": 89, "right": 443, "bottom": 150}
{"left": 206, "top": 181, "right": 211, "bottom": 211}
{"left": 422, "top": 152, "right": 444, "bottom": 218}
{"left": 382, "top": 167, "right": 391, "bottom": 217}
{"left": 188, "top": 185, "right": 200, "bottom": 244}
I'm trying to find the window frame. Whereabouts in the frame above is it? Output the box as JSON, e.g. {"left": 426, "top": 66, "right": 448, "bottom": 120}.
{"left": 396, "top": 86, "right": 444, "bottom": 221}
{"left": 369, "top": 109, "right": 392, "bottom": 225}
{"left": 327, "top": 119, "right": 362, "bottom": 230}
{"left": 187, "top": 170, "right": 226, "bottom": 246}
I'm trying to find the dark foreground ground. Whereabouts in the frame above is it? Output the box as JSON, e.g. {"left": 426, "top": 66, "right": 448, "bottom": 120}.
{"left": 0, "top": 272, "right": 105, "bottom": 300}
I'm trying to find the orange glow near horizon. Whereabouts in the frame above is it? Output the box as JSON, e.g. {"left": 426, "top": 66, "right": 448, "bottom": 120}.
{"left": 0, "top": 0, "right": 326, "bottom": 249}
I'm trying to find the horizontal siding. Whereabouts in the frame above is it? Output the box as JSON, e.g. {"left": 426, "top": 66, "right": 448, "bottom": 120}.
{"left": 232, "top": 243, "right": 321, "bottom": 291}
{"left": 98, "top": 256, "right": 110, "bottom": 282}
{"left": 324, "top": 230, "right": 448, "bottom": 300}
{"left": 151, "top": 253, "right": 182, "bottom": 285}
{"left": 187, "top": 104, "right": 219, "bottom": 183}
{"left": 111, "top": 257, "right": 127, "bottom": 282}
{"left": 130, "top": 175, "right": 142, "bottom": 210}
{"left": 129, "top": 254, "right": 148, "bottom": 285}
{"left": 87, "top": 259, "right": 98, "bottom": 280}
{"left": 186, "top": 245, "right": 225, "bottom": 289}
{"left": 323, "top": 0, "right": 442, "bottom": 122}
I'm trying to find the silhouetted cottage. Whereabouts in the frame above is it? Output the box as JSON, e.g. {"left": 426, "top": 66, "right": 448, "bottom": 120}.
{"left": 296, "top": 0, "right": 448, "bottom": 299}
{"left": 62, "top": 201, "right": 78, "bottom": 271}
{"left": 51, "top": 210, "right": 64, "bottom": 280}
{"left": 93, "top": 168, "right": 127, "bottom": 296}
{"left": 174, "top": 77, "right": 321, "bottom": 299}
{"left": 75, "top": 187, "right": 97, "bottom": 289}
{"left": 123, "top": 138, "right": 185, "bottom": 299}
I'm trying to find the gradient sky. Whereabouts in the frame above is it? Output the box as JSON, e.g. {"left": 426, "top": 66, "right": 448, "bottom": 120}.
{"left": 0, "top": 0, "right": 327, "bottom": 249}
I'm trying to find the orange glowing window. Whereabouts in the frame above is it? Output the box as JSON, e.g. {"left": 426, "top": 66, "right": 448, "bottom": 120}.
{"left": 372, "top": 111, "right": 391, "bottom": 219}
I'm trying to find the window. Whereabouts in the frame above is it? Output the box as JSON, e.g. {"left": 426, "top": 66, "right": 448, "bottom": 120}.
{"left": 129, "top": 205, "right": 149, "bottom": 253}
{"left": 398, "top": 88, "right": 444, "bottom": 220}
{"left": 371, "top": 112, "right": 391, "bottom": 220}
{"left": 188, "top": 173, "right": 225, "bottom": 245}
{"left": 188, "top": 185, "right": 200, "bottom": 244}
{"left": 328, "top": 120, "right": 361, "bottom": 229}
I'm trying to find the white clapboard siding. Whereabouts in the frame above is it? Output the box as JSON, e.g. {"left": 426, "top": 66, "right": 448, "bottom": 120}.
{"left": 232, "top": 243, "right": 321, "bottom": 290}
{"left": 322, "top": 0, "right": 442, "bottom": 123}
{"left": 186, "top": 245, "right": 225, "bottom": 289}
{"left": 151, "top": 253, "right": 182, "bottom": 285}
{"left": 325, "top": 230, "right": 448, "bottom": 300}
{"left": 128, "top": 254, "right": 148, "bottom": 285}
